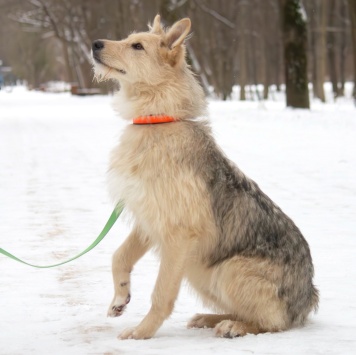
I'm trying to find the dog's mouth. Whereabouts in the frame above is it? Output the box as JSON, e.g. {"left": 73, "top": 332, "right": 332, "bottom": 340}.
{"left": 93, "top": 55, "right": 126, "bottom": 75}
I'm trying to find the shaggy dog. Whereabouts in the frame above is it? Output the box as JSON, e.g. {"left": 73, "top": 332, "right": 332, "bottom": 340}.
{"left": 92, "top": 15, "right": 318, "bottom": 340}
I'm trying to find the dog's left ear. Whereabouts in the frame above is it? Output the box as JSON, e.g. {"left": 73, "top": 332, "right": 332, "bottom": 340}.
{"left": 150, "top": 14, "right": 164, "bottom": 35}
{"left": 164, "top": 18, "right": 191, "bottom": 66}
{"left": 166, "top": 18, "right": 191, "bottom": 49}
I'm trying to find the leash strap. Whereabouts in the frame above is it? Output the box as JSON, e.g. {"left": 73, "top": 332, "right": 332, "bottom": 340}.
{"left": 0, "top": 201, "right": 124, "bottom": 269}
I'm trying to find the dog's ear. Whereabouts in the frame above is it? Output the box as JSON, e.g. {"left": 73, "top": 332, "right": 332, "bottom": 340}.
{"left": 165, "top": 18, "right": 191, "bottom": 49}
{"left": 149, "top": 14, "right": 164, "bottom": 35}
{"left": 162, "top": 18, "right": 191, "bottom": 67}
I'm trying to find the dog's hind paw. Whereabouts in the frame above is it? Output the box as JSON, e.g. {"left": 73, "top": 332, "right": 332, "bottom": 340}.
{"left": 188, "top": 313, "right": 237, "bottom": 329}
{"left": 187, "top": 314, "right": 210, "bottom": 328}
{"left": 107, "top": 294, "right": 131, "bottom": 317}
{"left": 214, "top": 320, "right": 246, "bottom": 338}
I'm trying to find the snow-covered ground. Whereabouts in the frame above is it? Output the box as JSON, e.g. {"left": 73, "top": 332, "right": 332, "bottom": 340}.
{"left": 0, "top": 86, "right": 355, "bottom": 355}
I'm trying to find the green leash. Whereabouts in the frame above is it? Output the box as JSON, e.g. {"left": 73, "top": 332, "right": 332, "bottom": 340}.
{"left": 0, "top": 201, "right": 124, "bottom": 269}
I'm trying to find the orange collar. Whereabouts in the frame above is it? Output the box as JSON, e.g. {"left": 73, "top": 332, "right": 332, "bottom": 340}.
{"left": 133, "top": 115, "right": 176, "bottom": 125}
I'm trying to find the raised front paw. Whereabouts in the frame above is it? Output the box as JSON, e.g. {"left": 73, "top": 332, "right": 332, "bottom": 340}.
{"left": 118, "top": 325, "right": 155, "bottom": 340}
{"left": 107, "top": 293, "right": 131, "bottom": 317}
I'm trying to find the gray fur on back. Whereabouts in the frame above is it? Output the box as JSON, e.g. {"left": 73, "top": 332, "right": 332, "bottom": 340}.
{"left": 181, "top": 119, "right": 319, "bottom": 326}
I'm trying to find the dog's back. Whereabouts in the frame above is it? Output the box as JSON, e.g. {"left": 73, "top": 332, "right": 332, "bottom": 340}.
{"left": 185, "top": 120, "right": 319, "bottom": 326}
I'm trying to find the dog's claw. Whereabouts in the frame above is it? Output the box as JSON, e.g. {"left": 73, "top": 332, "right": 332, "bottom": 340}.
{"left": 113, "top": 305, "right": 124, "bottom": 312}
{"left": 108, "top": 304, "right": 126, "bottom": 317}
{"left": 108, "top": 293, "right": 131, "bottom": 317}
{"left": 125, "top": 294, "right": 131, "bottom": 304}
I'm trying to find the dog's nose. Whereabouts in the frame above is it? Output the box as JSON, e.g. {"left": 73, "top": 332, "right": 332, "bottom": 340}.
{"left": 92, "top": 40, "right": 104, "bottom": 52}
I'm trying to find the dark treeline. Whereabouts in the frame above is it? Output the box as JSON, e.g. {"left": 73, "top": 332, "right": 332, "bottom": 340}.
{"left": 0, "top": 0, "right": 355, "bottom": 103}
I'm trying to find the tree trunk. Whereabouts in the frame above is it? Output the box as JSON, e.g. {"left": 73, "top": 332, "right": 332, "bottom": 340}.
{"left": 239, "top": 0, "right": 248, "bottom": 100}
{"left": 275, "top": 0, "right": 283, "bottom": 92}
{"left": 348, "top": 0, "right": 356, "bottom": 100}
{"left": 249, "top": 2, "right": 262, "bottom": 101}
{"left": 60, "top": 39, "right": 74, "bottom": 83}
{"left": 327, "top": 0, "right": 339, "bottom": 99}
{"left": 308, "top": 0, "right": 318, "bottom": 98}
{"left": 262, "top": 0, "right": 271, "bottom": 100}
{"left": 279, "top": 0, "right": 310, "bottom": 108}
{"left": 339, "top": 0, "right": 347, "bottom": 95}
{"left": 314, "top": 0, "right": 327, "bottom": 102}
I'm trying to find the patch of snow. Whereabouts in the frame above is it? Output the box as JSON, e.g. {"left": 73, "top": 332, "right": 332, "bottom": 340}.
{"left": 0, "top": 86, "right": 355, "bottom": 354}
{"left": 298, "top": 0, "right": 308, "bottom": 22}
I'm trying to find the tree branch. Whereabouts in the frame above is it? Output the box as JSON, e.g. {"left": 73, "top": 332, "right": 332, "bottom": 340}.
{"left": 194, "top": 0, "right": 235, "bottom": 29}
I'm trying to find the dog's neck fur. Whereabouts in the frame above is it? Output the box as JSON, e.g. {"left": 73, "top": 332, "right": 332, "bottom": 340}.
{"left": 113, "top": 66, "right": 207, "bottom": 121}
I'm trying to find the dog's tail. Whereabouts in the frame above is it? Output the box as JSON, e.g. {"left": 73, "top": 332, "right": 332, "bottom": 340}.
{"left": 310, "top": 284, "right": 320, "bottom": 313}
{"left": 295, "top": 283, "right": 319, "bottom": 326}
{"left": 286, "top": 279, "right": 320, "bottom": 327}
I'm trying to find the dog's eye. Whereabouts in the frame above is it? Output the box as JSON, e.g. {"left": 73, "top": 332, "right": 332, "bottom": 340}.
{"left": 132, "top": 43, "right": 144, "bottom": 50}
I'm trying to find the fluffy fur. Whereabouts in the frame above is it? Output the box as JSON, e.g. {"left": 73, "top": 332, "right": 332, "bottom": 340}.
{"left": 91, "top": 15, "right": 319, "bottom": 340}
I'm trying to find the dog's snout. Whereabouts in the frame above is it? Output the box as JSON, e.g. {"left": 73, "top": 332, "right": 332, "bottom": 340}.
{"left": 92, "top": 40, "right": 104, "bottom": 52}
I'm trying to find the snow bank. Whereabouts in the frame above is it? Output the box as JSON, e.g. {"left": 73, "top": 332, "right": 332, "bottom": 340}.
{"left": 0, "top": 87, "right": 355, "bottom": 354}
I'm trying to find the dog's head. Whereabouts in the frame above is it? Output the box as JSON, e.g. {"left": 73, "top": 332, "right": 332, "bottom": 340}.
{"left": 92, "top": 15, "right": 191, "bottom": 85}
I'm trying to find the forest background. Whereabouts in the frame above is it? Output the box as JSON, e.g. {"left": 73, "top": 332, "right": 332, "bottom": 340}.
{"left": 0, "top": 0, "right": 356, "bottom": 107}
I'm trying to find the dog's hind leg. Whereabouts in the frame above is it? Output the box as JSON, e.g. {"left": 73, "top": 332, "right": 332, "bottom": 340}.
{"left": 108, "top": 226, "right": 150, "bottom": 317}
{"left": 212, "top": 256, "right": 289, "bottom": 336}
{"left": 188, "top": 313, "right": 264, "bottom": 336}
{"left": 187, "top": 314, "right": 237, "bottom": 329}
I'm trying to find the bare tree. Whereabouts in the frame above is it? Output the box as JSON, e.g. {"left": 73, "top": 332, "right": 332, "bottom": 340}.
{"left": 313, "top": 0, "right": 327, "bottom": 102}
{"left": 327, "top": 0, "right": 340, "bottom": 99}
{"left": 348, "top": 0, "right": 356, "bottom": 99}
{"left": 1, "top": 0, "right": 355, "bottom": 102}
{"left": 339, "top": 0, "right": 348, "bottom": 95}
{"left": 238, "top": 0, "right": 248, "bottom": 100}
{"left": 191, "top": 0, "right": 237, "bottom": 99}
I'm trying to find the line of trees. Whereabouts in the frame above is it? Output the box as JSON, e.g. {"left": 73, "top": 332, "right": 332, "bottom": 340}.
{"left": 0, "top": 0, "right": 355, "bottom": 106}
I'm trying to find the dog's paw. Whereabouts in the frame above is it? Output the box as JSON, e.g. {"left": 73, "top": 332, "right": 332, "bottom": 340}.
{"left": 107, "top": 294, "right": 131, "bottom": 317}
{"left": 118, "top": 325, "right": 154, "bottom": 340}
{"left": 214, "top": 320, "right": 246, "bottom": 338}
{"left": 187, "top": 314, "right": 210, "bottom": 329}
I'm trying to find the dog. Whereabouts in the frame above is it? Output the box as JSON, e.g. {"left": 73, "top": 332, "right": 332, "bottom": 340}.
{"left": 91, "top": 15, "right": 319, "bottom": 340}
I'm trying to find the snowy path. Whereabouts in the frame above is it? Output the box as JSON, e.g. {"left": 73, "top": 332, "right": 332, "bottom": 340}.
{"left": 0, "top": 88, "right": 355, "bottom": 354}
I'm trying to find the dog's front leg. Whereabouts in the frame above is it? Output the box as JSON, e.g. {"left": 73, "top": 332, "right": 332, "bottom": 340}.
{"left": 119, "top": 239, "right": 191, "bottom": 340}
{"left": 108, "top": 226, "right": 150, "bottom": 317}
